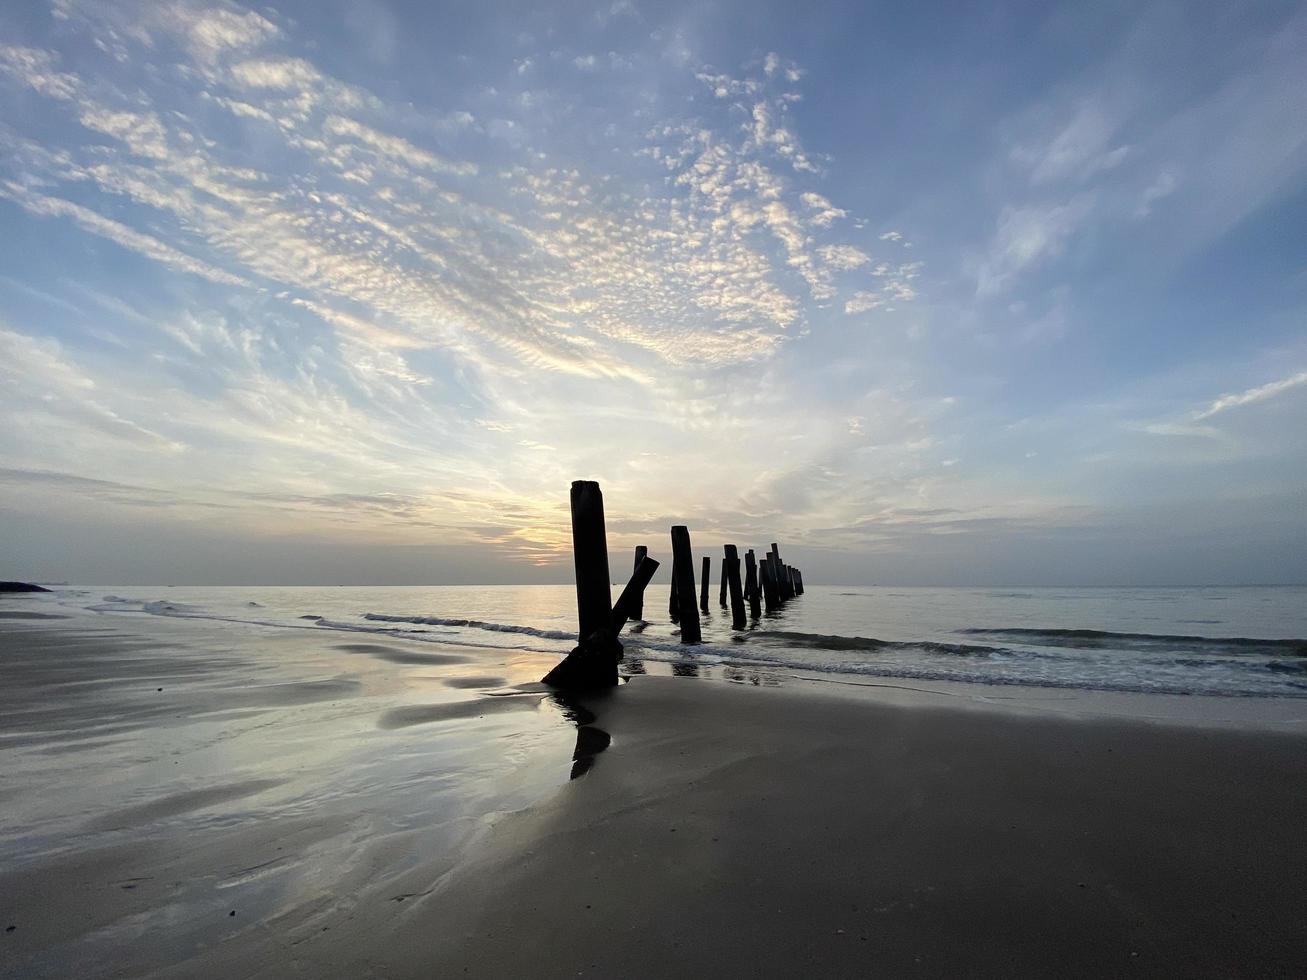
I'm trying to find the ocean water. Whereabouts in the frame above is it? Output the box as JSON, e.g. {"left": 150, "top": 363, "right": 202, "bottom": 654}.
{"left": 24, "top": 584, "right": 1307, "bottom": 698}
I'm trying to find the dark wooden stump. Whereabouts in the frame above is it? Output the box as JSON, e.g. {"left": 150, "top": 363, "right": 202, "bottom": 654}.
{"left": 671, "top": 526, "right": 702, "bottom": 643}
{"left": 542, "top": 480, "right": 617, "bottom": 688}
{"left": 724, "top": 544, "right": 746, "bottom": 630}
{"left": 630, "top": 546, "right": 648, "bottom": 621}
{"left": 719, "top": 550, "right": 729, "bottom": 607}
{"left": 573, "top": 482, "right": 612, "bottom": 638}
{"left": 669, "top": 570, "right": 679, "bottom": 623}
{"left": 612, "top": 554, "right": 660, "bottom": 631}
{"left": 700, "top": 555, "right": 711, "bottom": 613}
{"left": 744, "top": 549, "right": 761, "bottom": 619}
{"left": 760, "top": 555, "right": 777, "bottom": 611}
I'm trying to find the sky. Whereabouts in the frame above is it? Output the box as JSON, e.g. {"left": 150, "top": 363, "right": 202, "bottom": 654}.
{"left": 1, "top": 0, "right": 1305, "bottom": 586}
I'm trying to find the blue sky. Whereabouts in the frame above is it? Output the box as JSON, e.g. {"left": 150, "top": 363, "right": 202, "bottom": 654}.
{"left": 1, "top": 0, "right": 1304, "bottom": 585}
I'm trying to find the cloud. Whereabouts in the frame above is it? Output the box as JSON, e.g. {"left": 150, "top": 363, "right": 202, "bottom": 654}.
{"left": 1193, "top": 370, "right": 1307, "bottom": 421}
{"left": 974, "top": 201, "right": 1087, "bottom": 295}
{"left": 0, "top": 182, "right": 250, "bottom": 288}
{"left": 801, "top": 192, "right": 846, "bottom": 227}
{"left": 1013, "top": 101, "right": 1129, "bottom": 185}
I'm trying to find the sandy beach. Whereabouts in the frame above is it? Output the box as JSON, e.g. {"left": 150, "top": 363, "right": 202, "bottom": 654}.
{"left": 3, "top": 611, "right": 1306, "bottom": 978}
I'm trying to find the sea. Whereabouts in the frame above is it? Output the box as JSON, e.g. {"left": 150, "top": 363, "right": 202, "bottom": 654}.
{"left": 24, "top": 583, "right": 1307, "bottom": 698}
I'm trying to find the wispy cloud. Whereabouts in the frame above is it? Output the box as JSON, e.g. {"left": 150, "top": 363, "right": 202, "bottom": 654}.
{"left": 1194, "top": 370, "right": 1307, "bottom": 421}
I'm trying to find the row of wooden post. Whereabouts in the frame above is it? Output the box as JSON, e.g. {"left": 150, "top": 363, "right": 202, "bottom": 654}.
{"left": 649, "top": 526, "right": 805, "bottom": 643}
{"left": 544, "top": 480, "right": 809, "bottom": 688}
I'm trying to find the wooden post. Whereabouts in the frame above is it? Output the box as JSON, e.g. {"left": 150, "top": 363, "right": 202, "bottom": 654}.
{"left": 542, "top": 480, "right": 618, "bottom": 688}
{"left": 760, "top": 555, "right": 776, "bottom": 611}
{"left": 630, "top": 546, "right": 648, "bottom": 621}
{"left": 671, "top": 526, "right": 702, "bottom": 643}
{"left": 719, "top": 549, "right": 729, "bottom": 607}
{"left": 612, "top": 555, "right": 660, "bottom": 630}
{"left": 700, "top": 556, "right": 711, "bottom": 613}
{"left": 744, "top": 549, "right": 760, "bottom": 619}
{"left": 794, "top": 568, "right": 804, "bottom": 596}
{"left": 572, "top": 481, "right": 612, "bottom": 639}
{"left": 669, "top": 566, "right": 679, "bottom": 622}
{"left": 724, "top": 544, "right": 746, "bottom": 630}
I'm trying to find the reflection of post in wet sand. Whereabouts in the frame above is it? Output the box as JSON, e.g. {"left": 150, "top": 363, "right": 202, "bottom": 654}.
{"left": 549, "top": 693, "right": 612, "bottom": 779}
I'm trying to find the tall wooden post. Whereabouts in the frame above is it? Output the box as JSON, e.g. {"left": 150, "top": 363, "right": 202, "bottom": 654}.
{"left": 744, "top": 549, "right": 760, "bottom": 619}
{"left": 669, "top": 567, "right": 679, "bottom": 622}
{"left": 760, "top": 555, "right": 776, "bottom": 611}
{"left": 630, "top": 546, "right": 648, "bottom": 621}
{"left": 700, "top": 556, "right": 711, "bottom": 613}
{"left": 572, "top": 481, "right": 612, "bottom": 640}
{"left": 719, "top": 550, "right": 728, "bottom": 607}
{"left": 724, "top": 544, "right": 746, "bottom": 630}
{"left": 794, "top": 569, "right": 804, "bottom": 596}
{"left": 543, "top": 481, "right": 619, "bottom": 688}
{"left": 671, "top": 526, "right": 702, "bottom": 643}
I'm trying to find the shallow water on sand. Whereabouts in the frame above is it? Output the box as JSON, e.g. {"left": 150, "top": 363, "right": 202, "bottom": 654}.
{"left": 15, "top": 583, "right": 1307, "bottom": 697}
{"left": 0, "top": 612, "right": 586, "bottom": 978}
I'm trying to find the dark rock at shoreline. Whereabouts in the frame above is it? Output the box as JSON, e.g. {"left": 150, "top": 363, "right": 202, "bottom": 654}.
{"left": 0, "top": 582, "right": 52, "bottom": 593}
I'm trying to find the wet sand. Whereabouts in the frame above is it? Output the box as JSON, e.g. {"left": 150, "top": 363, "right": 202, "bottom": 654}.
{"left": 3, "top": 614, "right": 1306, "bottom": 978}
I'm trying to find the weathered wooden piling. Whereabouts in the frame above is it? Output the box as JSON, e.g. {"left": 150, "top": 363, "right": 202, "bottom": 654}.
{"left": 612, "top": 554, "right": 660, "bottom": 631}
{"left": 744, "top": 549, "right": 761, "bottom": 619}
{"left": 671, "top": 525, "right": 702, "bottom": 643}
{"left": 724, "top": 544, "right": 747, "bottom": 630}
{"left": 719, "top": 553, "right": 728, "bottom": 607}
{"left": 669, "top": 567, "right": 680, "bottom": 622}
{"left": 794, "top": 568, "right": 804, "bottom": 596}
{"left": 542, "top": 480, "right": 619, "bottom": 688}
{"left": 760, "top": 555, "right": 777, "bottom": 611}
{"left": 572, "top": 481, "right": 613, "bottom": 639}
{"left": 700, "top": 556, "right": 711, "bottom": 613}
{"left": 630, "top": 546, "right": 648, "bottom": 621}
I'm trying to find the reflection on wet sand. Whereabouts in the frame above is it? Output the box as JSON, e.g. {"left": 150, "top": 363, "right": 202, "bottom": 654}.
{"left": 443, "top": 675, "right": 509, "bottom": 689}
{"left": 377, "top": 695, "right": 544, "bottom": 729}
{"left": 548, "top": 693, "right": 612, "bottom": 779}
{"left": 335, "top": 642, "right": 472, "bottom": 666}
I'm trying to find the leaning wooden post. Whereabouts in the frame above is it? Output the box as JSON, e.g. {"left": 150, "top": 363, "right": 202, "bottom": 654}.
{"left": 630, "top": 546, "right": 648, "bottom": 621}
{"left": 700, "top": 556, "right": 711, "bottom": 613}
{"left": 744, "top": 549, "right": 761, "bottom": 619}
{"left": 724, "top": 544, "right": 747, "bottom": 630}
{"left": 542, "top": 480, "right": 618, "bottom": 688}
{"left": 760, "top": 555, "right": 776, "bottom": 611}
{"left": 794, "top": 568, "right": 804, "bottom": 596}
{"left": 612, "top": 555, "right": 660, "bottom": 631}
{"left": 719, "top": 550, "right": 729, "bottom": 607}
{"left": 671, "top": 526, "right": 702, "bottom": 643}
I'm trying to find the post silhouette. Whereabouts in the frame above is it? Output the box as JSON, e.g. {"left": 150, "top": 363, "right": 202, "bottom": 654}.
{"left": 744, "top": 549, "right": 760, "bottom": 619}
{"left": 542, "top": 480, "right": 619, "bottom": 688}
{"left": 630, "top": 546, "right": 648, "bottom": 621}
{"left": 700, "top": 556, "right": 711, "bottom": 613}
{"left": 724, "top": 544, "right": 746, "bottom": 630}
{"left": 669, "top": 568, "right": 679, "bottom": 623}
{"left": 612, "top": 555, "right": 660, "bottom": 631}
{"left": 572, "top": 481, "right": 612, "bottom": 639}
{"left": 671, "top": 525, "right": 702, "bottom": 643}
{"left": 719, "top": 551, "right": 729, "bottom": 607}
